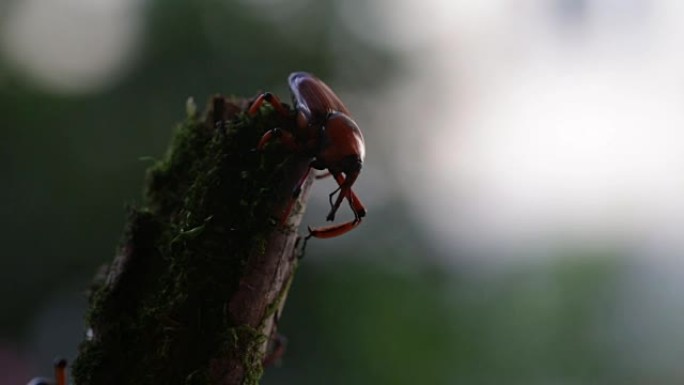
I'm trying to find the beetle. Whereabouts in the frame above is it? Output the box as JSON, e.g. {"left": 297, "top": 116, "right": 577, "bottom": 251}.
{"left": 248, "top": 72, "right": 366, "bottom": 238}
{"left": 26, "top": 358, "right": 67, "bottom": 385}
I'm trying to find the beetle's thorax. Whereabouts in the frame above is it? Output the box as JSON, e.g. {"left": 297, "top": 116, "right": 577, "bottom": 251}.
{"left": 315, "top": 112, "right": 365, "bottom": 172}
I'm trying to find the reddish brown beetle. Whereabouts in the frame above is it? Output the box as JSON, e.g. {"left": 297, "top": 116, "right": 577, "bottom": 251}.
{"left": 248, "top": 72, "right": 367, "bottom": 238}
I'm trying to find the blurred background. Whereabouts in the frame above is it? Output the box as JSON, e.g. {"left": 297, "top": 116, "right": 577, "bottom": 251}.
{"left": 2, "top": 0, "right": 684, "bottom": 383}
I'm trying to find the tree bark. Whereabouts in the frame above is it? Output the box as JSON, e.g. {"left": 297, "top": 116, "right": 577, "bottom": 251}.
{"left": 72, "top": 95, "right": 312, "bottom": 385}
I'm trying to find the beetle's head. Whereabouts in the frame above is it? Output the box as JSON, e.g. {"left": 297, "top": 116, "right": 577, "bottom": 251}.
{"left": 337, "top": 154, "right": 363, "bottom": 174}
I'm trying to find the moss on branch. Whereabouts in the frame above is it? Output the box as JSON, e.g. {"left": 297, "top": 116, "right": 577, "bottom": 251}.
{"left": 72, "top": 95, "right": 312, "bottom": 385}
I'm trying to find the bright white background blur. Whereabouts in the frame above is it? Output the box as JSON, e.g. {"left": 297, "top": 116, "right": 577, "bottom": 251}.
{"left": 5, "top": 0, "right": 684, "bottom": 259}
{"left": 349, "top": 0, "right": 684, "bottom": 260}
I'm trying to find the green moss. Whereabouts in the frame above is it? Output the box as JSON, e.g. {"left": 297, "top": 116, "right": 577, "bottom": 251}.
{"left": 219, "top": 325, "right": 267, "bottom": 385}
{"left": 262, "top": 268, "right": 296, "bottom": 324}
{"left": 72, "top": 98, "right": 300, "bottom": 385}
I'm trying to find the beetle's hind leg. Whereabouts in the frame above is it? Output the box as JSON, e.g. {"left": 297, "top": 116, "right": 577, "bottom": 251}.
{"left": 257, "top": 128, "right": 299, "bottom": 151}
{"left": 278, "top": 165, "right": 312, "bottom": 225}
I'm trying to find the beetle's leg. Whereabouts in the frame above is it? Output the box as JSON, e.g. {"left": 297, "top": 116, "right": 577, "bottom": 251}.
{"left": 307, "top": 218, "right": 361, "bottom": 239}
{"left": 326, "top": 173, "right": 366, "bottom": 219}
{"left": 292, "top": 166, "right": 312, "bottom": 199}
{"left": 248, "top": 92, "right": 290, "bottom": 118}
{"left": 331, "top": 173, "right": 366, "bottom": 218}
{"left": 54, "top": 358, "right": 67, "bottom": 385}
{"left": 326, "top": 171, "right": 360, "bottom": 222}
{"left": 279, "top": 166, "right": 312, "bottom": 224}
{"left": 257, "top": 128, "right": 298, "bottom": 151}
{"left": 327, "top": 185, "right": 341, "bottom": 208}
{"left": 307, "top": 172, "right": 365, "bottom": 238}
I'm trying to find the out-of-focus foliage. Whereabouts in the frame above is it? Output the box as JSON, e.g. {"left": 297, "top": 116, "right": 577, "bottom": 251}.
{"left": 264, "top": 255, "right": 623, "bottom": 385}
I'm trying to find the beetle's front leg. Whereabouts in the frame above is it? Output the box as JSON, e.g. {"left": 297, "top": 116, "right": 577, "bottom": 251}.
{"left": 326, "top": 171, "right": 361, "bottom": 222}
{"left": 307, "top": 218, "right": 362, "bottom": 239}
{"left": 331, "top": 173, "right": 366, "bottom": 218}
{"left": 257, "top": 128, "right": 298, "bottom": 151}
{"left": 248, "top": 92, "right": 290, "bottom": 118}
{"left": 307, "top": 172, "right": 365, "bottom": 239}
